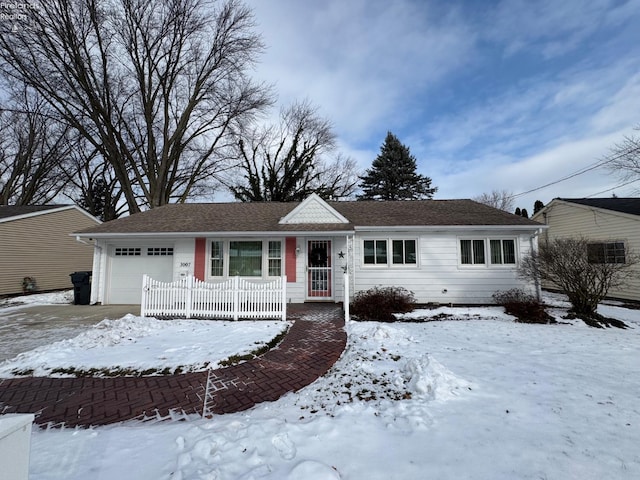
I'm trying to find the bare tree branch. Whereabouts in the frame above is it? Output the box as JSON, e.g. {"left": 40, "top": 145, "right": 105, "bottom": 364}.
{"left": 227, "top": 100, "right": 359, "bottom": 201}
{"left": 473, "top": 189, "right": 515, "bottom": 212}
{"left": 0, "top": 0, "right": 272, "bottom": 213}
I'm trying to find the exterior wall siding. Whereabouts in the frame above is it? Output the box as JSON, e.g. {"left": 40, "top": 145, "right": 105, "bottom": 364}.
{"left": 0, "top": 209, "right": 98, "bottom": 296}
{"left": 539, "top": 201, "right": 640, "bottom": 302}
{"left": 351, "top": 231, "right": 537, "bottom": 304}
{"left": 92, "top": 230, "right": 539, "bottom": 306}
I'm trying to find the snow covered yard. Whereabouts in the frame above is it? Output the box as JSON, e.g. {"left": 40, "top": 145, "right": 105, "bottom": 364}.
{"left": 6, "top": 295, "right": 636, "bottom": 479}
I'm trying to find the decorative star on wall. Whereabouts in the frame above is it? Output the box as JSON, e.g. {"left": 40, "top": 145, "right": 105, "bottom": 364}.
{"left": 338, "top": 251, "right": 345, "bottom": 258}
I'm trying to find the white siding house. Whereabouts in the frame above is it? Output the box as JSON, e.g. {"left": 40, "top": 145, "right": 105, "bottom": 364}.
{"left": 533, "top": 198, "right": 640, "bottom": 302}
{"left": 75, "top": 195, "right": 545, "bottom": 307}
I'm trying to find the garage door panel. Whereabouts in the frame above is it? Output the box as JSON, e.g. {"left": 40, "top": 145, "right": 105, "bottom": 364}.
{"left": 107, "top": 247, "right": 174, "bottom": 304}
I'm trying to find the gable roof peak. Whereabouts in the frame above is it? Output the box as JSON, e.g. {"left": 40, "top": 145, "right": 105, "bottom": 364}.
{"left": 279, "top": 193, "right": 349, "bottom": 225}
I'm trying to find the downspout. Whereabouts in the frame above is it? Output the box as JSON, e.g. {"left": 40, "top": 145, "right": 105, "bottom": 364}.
{"left": 530, "top": 229, "right": 543, "bottom": 302}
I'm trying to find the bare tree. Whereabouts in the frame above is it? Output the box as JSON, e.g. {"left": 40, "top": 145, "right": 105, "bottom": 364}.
{"left": 519, "top": 237, "right": 637, "bottom": 327}
{"left": 606, "top": 127, "right": 640, "bottom": 189}
{"left": 0, "top": 0, "right": 271, "bottom": 214}
{"left": 0, "top": 90, "right": 71, "bottom": 205}
{"left": 60, "top": 143, "right": 126, "bottom": 221}
{"left": 228, "top": 100, "right": 359, "bottom": 201}
{"left": 473, "top": 189, "right": 515, "bottom": 212}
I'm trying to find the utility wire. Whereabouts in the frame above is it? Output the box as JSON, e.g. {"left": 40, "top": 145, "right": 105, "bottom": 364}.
{"left": 584, "top": 178, "right": 640, "bottom": 198}
{"left": 510, "top": 148, "right": 633, "bottom": 199}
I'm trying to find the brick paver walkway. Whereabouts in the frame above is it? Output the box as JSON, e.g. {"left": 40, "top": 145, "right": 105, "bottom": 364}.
{"left": 0, "top": 304, "right": 345, "bottom": 427}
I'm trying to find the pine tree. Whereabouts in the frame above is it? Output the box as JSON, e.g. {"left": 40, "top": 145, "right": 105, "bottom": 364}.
{"left": 357, "top": 132, "right": 437, "bottom": 200}
{"left": 515, "top": 207, "right": 522, "bottom": 216}
{"left": 533, "top": 200, "right": 544, "bottom": 215}
{"left": 521, "top": 208, "right": 529, "bottom": 218}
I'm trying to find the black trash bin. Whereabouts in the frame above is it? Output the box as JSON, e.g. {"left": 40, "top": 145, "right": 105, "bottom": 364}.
{"left": 69, "top": 271, "right": 92, "bottom": 305}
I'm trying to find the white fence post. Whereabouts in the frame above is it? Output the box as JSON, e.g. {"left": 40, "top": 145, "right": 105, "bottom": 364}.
{"left": 281, "top": 275, "right": 287, "bottom": 321}
{"left": 233, "top": 276, "right": 240, "bottom": 321}
{"left": 185, "top": 275, "right": 193, "bottom": 319}
{"left": 141, "top": 274, "right": 148, "bottom": 318}
{"left": 343, "top": 271, "right": 349, "bottom": 323}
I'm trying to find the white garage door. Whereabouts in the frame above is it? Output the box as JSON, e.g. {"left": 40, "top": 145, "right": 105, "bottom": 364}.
{"left": 107, "top": 246, "right": 174, "bottom": 304}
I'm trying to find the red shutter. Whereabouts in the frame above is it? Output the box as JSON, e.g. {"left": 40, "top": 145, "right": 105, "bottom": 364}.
{"left": 285, "top": 237, "right": 297, "bottom": 282}
{"left": 194, "top": 238, "right": 206, "bottom": 280}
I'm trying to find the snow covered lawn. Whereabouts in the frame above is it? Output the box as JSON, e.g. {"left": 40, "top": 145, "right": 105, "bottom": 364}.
{"left": 14, "top": 297, "right": 640, "bottom": 479}
{"left": 0, "top": 315, "right": 290, "bottom": 377}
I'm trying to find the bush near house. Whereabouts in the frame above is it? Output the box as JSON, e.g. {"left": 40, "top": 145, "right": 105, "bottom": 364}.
{"left": 492, "top": 289, "right": 555, "bottom": 324}
{"left": 351, "top": 286, "right": 416, "bottom": 322}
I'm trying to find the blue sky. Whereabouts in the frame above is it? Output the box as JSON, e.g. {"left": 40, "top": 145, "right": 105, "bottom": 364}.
{"left": 245, "top": 0, "right": 640, "bottom": 211}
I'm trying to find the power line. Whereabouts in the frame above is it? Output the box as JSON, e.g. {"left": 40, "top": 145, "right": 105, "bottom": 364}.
{"left": 584, "top": 178, "right": 640, "bottom": 198}
{"left": 510, "top": 148, "right": 633, "bottom": 199}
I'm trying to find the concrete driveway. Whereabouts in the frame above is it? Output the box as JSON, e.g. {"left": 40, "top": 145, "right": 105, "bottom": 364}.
{"left": 0, "top": 304, "right": 139, "bottom": 362}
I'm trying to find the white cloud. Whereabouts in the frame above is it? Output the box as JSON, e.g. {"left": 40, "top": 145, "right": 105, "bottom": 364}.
{"left": 246, "top": 0, "right": 475, "bottom": 141}
{"left": 241, "top": 0, "right": 640, "bottom": 205}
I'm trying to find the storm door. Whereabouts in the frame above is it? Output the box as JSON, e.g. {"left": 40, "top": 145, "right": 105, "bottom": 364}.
{"left": 307, "top": 240, "right": 332, "bottom": 298}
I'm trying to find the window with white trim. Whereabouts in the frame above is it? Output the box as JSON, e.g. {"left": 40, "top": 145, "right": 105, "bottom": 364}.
{"left": 209, "top": 239, "right": 283, "bottom": 277}
{"left": 460, "top": 238, "right": 518, "bottom": 266}
{"left": 363, "top": 239, "right": 417, "bottom": 266}
{"left": 587, "top": 242, "right": 625, "bottom": 264}
{"left": 268, "top": 241, "right": 282, "bottom": 276}
{"left": 489, "top": 240, "right": 515, "bottom": 265}
{"left": 460, "top": 239, "right": 485, "bottom": 265}
{"left": 211, "top": 241, "right": 223, "bottom": 276}
{"left": 363, "top": 240, "right": 388, "bottom": 265}
{"left": 229, "top": 241, "right": 262, "bottom": 276}
{"left": 392, "top": 239, "right": 417, "bottom": 264}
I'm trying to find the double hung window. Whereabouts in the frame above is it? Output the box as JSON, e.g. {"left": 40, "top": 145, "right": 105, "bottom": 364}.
{"left": 363, "top": 239, "right": 417, "bottom": 266}
{"left": 460, "top": 238, "right": 516, "bottom": 266}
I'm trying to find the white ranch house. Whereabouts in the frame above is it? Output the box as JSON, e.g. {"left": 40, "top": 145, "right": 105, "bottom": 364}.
{"left": 74, "top": 195, "right": 545, "bottom": 313}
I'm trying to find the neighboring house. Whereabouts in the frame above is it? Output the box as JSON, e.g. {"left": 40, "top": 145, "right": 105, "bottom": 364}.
{"left": 74, "top": 194, "right": 545, "bottom": 306}
{"left": 532, "top": 198, "right": 640, "bottom": 302}
{"left": 0, "top": 205, "right": 101, "bottom": 296}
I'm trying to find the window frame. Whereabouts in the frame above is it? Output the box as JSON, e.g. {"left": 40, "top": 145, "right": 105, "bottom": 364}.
{"left": 208, "top": 239, "right": 283, "bottom": 279}
{"left": 458, "top": 237, "right": 518, "bottom": 268}
{"left": 587, "top": 241, "right": 626, "bottom": 264}
{"left": 362, "top": 238, "right": 418, "bottom": 267}
{"left": 489, "top": 239, "right": 516, "bottom": 266}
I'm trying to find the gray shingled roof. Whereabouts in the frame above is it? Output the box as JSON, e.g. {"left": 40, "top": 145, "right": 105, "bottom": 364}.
{"left": 76, "top": 199, "right": 542, "bottom": 236}
{"left": 561, "top": 198, "right": 640, "bottom": 217}
{"left": 0, "top": 205, "right": 68, "bottom": 220}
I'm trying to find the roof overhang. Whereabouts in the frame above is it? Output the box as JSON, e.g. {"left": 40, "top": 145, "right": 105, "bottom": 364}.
{"left": 1, "top": 205, "right": 101, "bottom": 225}
{"left": 74, "top": 230, "right": 358, "bottom": 239}
{"left": 354, "top": 224, "right": 547, "bottom": 232}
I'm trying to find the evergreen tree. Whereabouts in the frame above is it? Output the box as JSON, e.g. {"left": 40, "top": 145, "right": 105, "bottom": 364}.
{"left": 533, "top": 200, "right": 544, "bottom": 215}
{"left": 357, "top": 132, "right": 437, "bottom": 200}
{"left": 515, "top": 207, "right": 522, "bottom": 216}
{"left": 521, "top": 208, "right": 529, "bottom": 218}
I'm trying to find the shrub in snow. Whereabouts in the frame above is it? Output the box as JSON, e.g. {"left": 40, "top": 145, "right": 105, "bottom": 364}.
{"left": 492, "top": 289, "right": 555, "bottom": 324}
{"left": 350, "top": 286, "right": 415, "bottom": 322}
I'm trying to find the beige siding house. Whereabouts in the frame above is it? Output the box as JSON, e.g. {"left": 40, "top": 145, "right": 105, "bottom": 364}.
{"left": 0, "top": 205, "right": 101, "bottom": 296}
{"left": 532, "top": 198, "right": 640, "bottom": 302}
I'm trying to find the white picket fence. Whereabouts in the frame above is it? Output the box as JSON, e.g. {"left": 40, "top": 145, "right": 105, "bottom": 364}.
{"left": 141, "top": 275, "right": 287, "bottom": 320}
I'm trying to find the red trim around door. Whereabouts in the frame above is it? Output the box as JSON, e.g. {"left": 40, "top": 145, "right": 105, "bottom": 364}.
{"left": 285, "top": 237, "right": 297, "bottom": 282}
{"left": 194, "top": 237, "right": 206, "bottom": 280}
